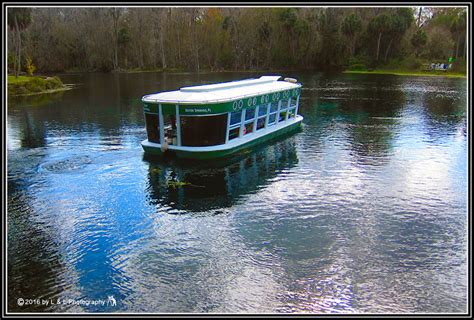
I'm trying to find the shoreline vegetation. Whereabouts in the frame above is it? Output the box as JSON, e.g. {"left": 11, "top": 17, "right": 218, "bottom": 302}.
{"left": 63, "top": 66, "right": 467, "bottom": 78}
{"left": 7, "top": 64, "right": 466, "bottom": 98}
{"left": 8, "top": 7, "right": 467, "bottom": 85}
{"left": 343, "top": 69, "right": 466, "bottom": 78}
{"left": 7, "top": 75, "right": 72, "bottom": 97}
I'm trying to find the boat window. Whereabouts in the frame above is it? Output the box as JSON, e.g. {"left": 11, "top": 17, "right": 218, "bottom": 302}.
{"left": 145, "top": 113, "right": 160, "bottom": 143}
{"left": 180, "top": 114, "right": 227, "bottom": 146}
{"left": 230, "top": 111, "right": 242, "bottom": 126}
{"left": 256, "top": 104, "right": 268, "bottom": 131}
{"left": 288, "top": 108, "right": 296, "bottom": 119}
{"left": 258, "top": 105, "right": 268, "bottom": 117}
{"left": 279, "top": 110, "right": 287, "bottom": 122}
{"left": 290, "top": 97, "right": 298, "bottom": 108}
{"left": 270, "top": 101, "right": 279, "bottom": 113}
{"left": 268, "top": 113, "right": 277, "bottom": 126}
{"left": 244, "top": 122, "right": 254, "bottom": 135}
{"left": 280, "top": 99, "right": 289, "bottom": 110}
{"left": 163, "top": 115, "right": 177, "bottom": 145}
{"left": 245, "top": 107, "right": 256, "bottom": 121}
{"left": 228, "top": 127, "right": 240, "bottom": 140}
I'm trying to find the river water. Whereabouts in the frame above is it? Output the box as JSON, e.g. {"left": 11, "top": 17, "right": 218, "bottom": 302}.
{"left": 7, "top": 72, "right": 468, "bottom": 313}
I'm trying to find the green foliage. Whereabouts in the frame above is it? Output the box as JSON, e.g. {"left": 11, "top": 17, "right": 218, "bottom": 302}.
{"left": 402, "top": 56, "right": 423, "bottom": 70}
{"left": 427, "top": 26, "right": 454, "bottom": 59}
{"left": 394, "top": 7, "right": 414, "bottom": 32}
{"left": 7, "top": 7, "right": 468, "bottom": 73}
{"left": 450, "top": 59, "right": 466, "bottom": 73}
{"left": 8, "top": 53, "right": 16, "bottom": 71}
{"left": 411, "top": 29, "right": 427, "bottom": 48}
{"left": 368, "top": 14, "right": 390, "bottom": 34}
{"left": 7, "top": 8, "right": 32, "bottom": 30}
{"left": 25, "top": 56, "right": 36, "bottom": 76}
{"left": 384, "top": 56, "right": 423, "bottom": 70}
{"left": 8, "top": 76, "right": 65, "bottom": 96}
{"left": 280, "top": 8, "right": 298, "bottom": 29}
{"left": 450, "top": 11, "right": 466, "bottom": 34}
{"left": 347, "top": 53, "right": 371, "bottom": 70}
{"left": 410, "top": 29, "right": 427, "bottom": 58}
{"left": 118, "top": 27, "right": 130, "bottom": 46}
{"left": 342, "top": 13, "right": 362, "bottom": 37}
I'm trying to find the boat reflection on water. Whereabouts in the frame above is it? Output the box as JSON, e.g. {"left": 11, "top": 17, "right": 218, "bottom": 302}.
{"left": 143, "top": 135, "right": 299, "bottom": 213}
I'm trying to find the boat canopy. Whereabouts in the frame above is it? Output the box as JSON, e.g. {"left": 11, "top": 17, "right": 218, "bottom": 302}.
{"left": 142, "top": 76, "right": 301, "bottom": 104}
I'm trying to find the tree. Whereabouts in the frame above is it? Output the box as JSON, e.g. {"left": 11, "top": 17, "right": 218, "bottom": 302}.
{"left": 8, "top": 7, "right": 467, "bottom": 73}
{"left": 190, "top": 8, "right": 201, "bottom": 72}
{"left": 368, "top": 14, "right": 390, "bottom": 62}
{"left": 110, "top": 8, "right": 122, "bottom": 70}
{"left": 450, "top": 11, "right": 466, "bottom": 59}
{"left": 280, "top": 8, "right": 298, "bottom": 60}
{"left": 383, "top": 8, "right": 414, "bottom": 62}
{"left": 317, "top": 8, "right": 346, "bottom": 69}
{"left": 118, "top": 27, "right": 130, "bottom": 68}
{"left": 427, "top": 26, "right": 454, "bottom": 60}
{"left": 8, "top": 8, "right": 32, "bottom": 76}
{"left": 411, "top": 29, "right": 427, "bottom": 57}
{"left": 342, "top": 13, "right": 362, "bottom": 58}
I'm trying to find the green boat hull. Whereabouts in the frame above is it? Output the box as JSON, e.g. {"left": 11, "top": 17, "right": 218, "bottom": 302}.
{"left": 142, "top": 120, "right": 302, "bottom": 159}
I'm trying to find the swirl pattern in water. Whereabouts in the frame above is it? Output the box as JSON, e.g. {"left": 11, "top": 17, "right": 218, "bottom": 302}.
{"left": 7, "top": 72, "right": 467, "bottom": 313}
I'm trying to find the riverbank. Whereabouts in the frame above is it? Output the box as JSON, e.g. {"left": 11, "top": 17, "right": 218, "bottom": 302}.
{"left": 62, "top": 67, "right": 299, "bottom": 75}
{"left": 8, "top": 75, "right": 72, "bottom": 96}
{"left": 343, "top": 69, "right": 466, "bottom": 78}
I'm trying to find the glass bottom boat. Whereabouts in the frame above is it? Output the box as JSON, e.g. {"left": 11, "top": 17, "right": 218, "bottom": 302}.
{"left": 141, "top": 75, "right": 303, "bottom": 159}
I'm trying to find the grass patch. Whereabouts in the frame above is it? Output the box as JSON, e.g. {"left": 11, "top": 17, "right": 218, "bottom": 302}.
{"left": 7, "top": 75, "right": 33, "bottom": 84}
{"left": 8, "top": 75, "right": 69, "bottom": 96}
{"left": 343, "top": 69, "right": 466, "bottom": 78}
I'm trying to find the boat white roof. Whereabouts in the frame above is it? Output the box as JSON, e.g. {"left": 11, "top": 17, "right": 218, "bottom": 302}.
{"left": 142, "top": 76, "right": 301, "bottom": 104}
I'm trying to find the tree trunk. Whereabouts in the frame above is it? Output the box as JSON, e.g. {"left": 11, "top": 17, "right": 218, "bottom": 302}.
{"left": 114, "top": 45, "right": 118, "bottom": 70}
{"left": 176, "top": 21, "right": 181, "bottom": 64}
{"left": 455, "top": 34, "right": 460, "bottom": 59}
{"left": 191, "top": 11, "right": 199, "bottom": 72}
{"left": 160, "top": 26, "right": 166, "bottom": 69}
{"left": 11, "top": 26, "right": 17, "bottom": 76}
{"left": 14, "top": 15, "right": 20, "bottom": 77}
{"left": 462, "top": 33, "right": 466, "bottom": 60}
{"left": 376, "top": 32, "right": 382, "bottom": 61}
{"left": 17, "top": 23, "right": 21, "bottom": 76}
{"left": 417, "top": 7, "right": 422, "bottom": 28}
{"left": 112, "top": 8, "right": 120, "bottom": 70}
{"left": 351, "top": 37, "right": 356, "bottom": 58}
{"left": 384, "top": 37, "right": 393, "bottom": 63}
{"left": 139, "top": 42, "right": 144, "bottom": 69}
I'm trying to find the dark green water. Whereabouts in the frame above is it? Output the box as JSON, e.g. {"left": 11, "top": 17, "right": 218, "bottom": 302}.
{"left": 7, "top": 72, "right": 467, "bottom": 313}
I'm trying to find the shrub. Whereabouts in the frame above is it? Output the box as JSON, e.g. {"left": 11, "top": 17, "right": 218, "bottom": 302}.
{"left": 24, "top": 77, "right": 46, "bottom": 93}
{"left": 8, "top": 76, "right": 65, "bottom": 96}
{"left": 25, "top": 57, "right": 36, "bottom": 76}
{"left": 426, "top": 26, "right": 455, "bottom": 60}
{"left": 348, "top": 63, "right": 367, "bottom": 71}
{"left": 407, "top": 59, "right": 422, "bottom": 70}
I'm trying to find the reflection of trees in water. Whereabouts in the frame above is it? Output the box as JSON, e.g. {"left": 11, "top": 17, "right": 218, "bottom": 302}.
{"left": 9, "top": 92, "right": 67, "bottom": 149}
{"left": 421, "top": 91, "right": 466, "bottom": 141}
{"left": 8, "top": 90, "right": 65, "bottom": 108}
{"left": 304, "top": 73, "right": 406, "bottom": 166}
{"left": 339, "top": 76, "right": 405, "bottom": 166}
{"left": 144, "top": 139, "right": 299, "bottom": 213}
{"left": 8, "top": 182, "right": 65, "bottom": 312}
{"left": 20, "top": 109, "right": 47, "bottom": 149}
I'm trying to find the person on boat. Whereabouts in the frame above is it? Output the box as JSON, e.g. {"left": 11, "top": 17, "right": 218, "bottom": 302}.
{"left": 171, "top": 115, "right": 177, "bottom": 130}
